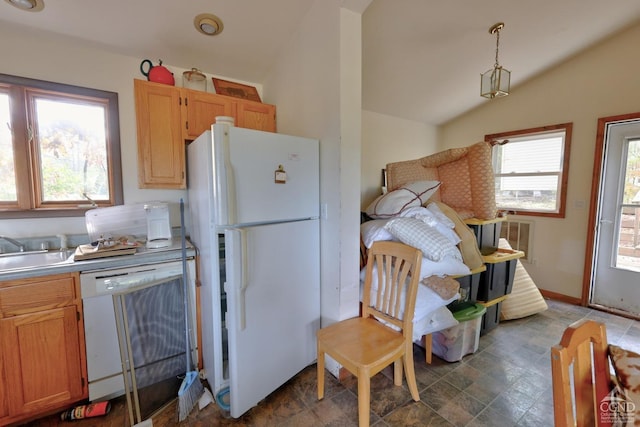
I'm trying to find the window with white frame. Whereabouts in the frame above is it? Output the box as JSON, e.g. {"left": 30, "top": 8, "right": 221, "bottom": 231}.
{"left": 0, "top": 73, "right": 122, "bottom": 219}
{"left": 486, "top": 123, "right": 572, "bottom": 218}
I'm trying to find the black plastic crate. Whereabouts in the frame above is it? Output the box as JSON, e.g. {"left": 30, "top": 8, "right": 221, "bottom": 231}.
{"left": 447, "top": 267, "right": 484, "bottom": 311}
{"left": 466, "top": 219, "right": 504, "bottom": 256}
{"left": 480, "top": 298, "right": 504, "bottom": 336}
{"left": 477, "top": 249, "right": 522, "bottom": 301}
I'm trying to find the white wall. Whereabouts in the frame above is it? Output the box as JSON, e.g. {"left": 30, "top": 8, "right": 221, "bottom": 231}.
{"left": 264, "top": 0, "right": 367, "bottom": 329}
{"left": 361, "top": 110, "right": 438, "bottom": 208}
{"left": 0, "top": 22, "right": 268, "bottom": 239}
{"left": 438, "top": 22, "right": 640, "bottom": 299}
{"left": 0, "top": 22, "right": 191, "bottom": 237}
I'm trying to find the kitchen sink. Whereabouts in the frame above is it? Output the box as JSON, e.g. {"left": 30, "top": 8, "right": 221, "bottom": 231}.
{"left": 0, "top": 250, "right": 75, "bottom": 272}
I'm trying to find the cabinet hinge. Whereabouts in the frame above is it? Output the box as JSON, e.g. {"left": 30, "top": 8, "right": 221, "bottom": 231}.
{"left": 82, "top": 377, "right": 85, "bottom": 388}
{"left": 77, "top": 311, "right": 80, "bottom": 322}
{"left": 179, "top": 97, "right": 182, "bottom": 106}
{"left": 186, "top": 121, "right": 189, "bottom": 130}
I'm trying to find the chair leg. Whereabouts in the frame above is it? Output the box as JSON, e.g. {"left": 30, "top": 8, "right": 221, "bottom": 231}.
{"left": 393, "top": 359, "right": 403, "bottom": 386}
{"left": 404, "top": 350, "right": 420, "bottom": 401}
{"left": 357, "top": 374, "right": 370, "bottom": 427}
{"left": 424, "top": 334, "right": 432, "bottom": 364}
{"left": 317, "top": 345, "right": 325, "bottom": 400}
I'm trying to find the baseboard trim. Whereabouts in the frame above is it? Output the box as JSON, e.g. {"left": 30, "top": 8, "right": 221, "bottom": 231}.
{"left": 539, "top": 289, "right": 582, "bottom": 305}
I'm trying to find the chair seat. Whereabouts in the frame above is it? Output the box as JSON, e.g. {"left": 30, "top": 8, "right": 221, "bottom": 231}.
{"left": 317, "top": 317, "right": 405, "bottom": 369}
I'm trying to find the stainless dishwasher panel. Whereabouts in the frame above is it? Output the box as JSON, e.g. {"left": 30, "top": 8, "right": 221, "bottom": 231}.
{"left": 80, "top": 259, "right": 196, "bottom": 401}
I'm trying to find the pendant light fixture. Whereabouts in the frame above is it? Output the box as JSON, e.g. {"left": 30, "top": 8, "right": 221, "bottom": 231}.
{"left": 480, "top": 22, "right": 510, "bottom": 99}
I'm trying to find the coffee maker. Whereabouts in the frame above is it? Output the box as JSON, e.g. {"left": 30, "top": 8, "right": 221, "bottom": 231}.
{"left": 144, "top": 202, "right": 172, "bottom": 249}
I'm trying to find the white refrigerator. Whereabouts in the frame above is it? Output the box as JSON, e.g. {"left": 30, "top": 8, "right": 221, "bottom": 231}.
{"left": 187, "top": 124, "right": 320, "bottom": 418}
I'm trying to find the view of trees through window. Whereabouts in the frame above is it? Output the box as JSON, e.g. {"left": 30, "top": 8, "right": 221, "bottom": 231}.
{"left": 0, "top": 74, "right": 122, "bottom": 218}
{"left": 36, "top": 98, "right": 109, "bottom": 202}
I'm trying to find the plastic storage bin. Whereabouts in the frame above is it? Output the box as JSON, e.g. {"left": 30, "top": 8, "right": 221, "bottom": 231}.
{"left": 447, "top": 266, "right": 486, "bottom": 311}
{"left": 432, "top": 303, "right": 487, "bottom": 362}
{"left": 477, "top": 248, "right": 524, "bottom": 301}
{"left": 465, "top": 217, "right": 506, "bottom": 255}
{"left": 479, "top": 295, "right": 507, "bottom": 335}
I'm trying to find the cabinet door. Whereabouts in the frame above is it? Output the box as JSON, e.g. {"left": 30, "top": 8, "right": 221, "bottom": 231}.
{"left": 134, "top": 79, "right": 185, "bottom": 189}
{"left": 235, "top": 100, "right": 276, "bottom": 132}
{"left": 183, "top": 89, "right": 233, "bottom": 140}
{"left": 1, "top": 306, "right": 84, "bottom": 417}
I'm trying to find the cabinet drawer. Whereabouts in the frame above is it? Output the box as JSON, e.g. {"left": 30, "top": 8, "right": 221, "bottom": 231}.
{"left": 0, "top": 275, "right": 77, "bottom": 317}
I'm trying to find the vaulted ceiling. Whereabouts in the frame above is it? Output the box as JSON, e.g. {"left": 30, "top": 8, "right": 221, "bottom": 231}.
{"left": 3, "top": 0, "right": 640, "bottom": 125}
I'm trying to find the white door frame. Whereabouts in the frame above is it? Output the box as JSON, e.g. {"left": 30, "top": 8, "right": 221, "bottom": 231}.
{"left": 584, "top": 112, "right": 640, "bottom": 316}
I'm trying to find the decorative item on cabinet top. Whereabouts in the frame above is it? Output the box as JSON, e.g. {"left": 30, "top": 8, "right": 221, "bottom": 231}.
{"left": 139, "top": 59, "right": 175, "bottom": 86}
{"left": 183, "top": 68, "right": 207, "bottom": 92}
{"left": 212, "top": 77, "right": 261, "bottom": 102}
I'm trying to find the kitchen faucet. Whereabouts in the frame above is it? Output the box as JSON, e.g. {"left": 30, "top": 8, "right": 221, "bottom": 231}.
{"left": 0, "top": 236, "right": 25, "bottom": 252}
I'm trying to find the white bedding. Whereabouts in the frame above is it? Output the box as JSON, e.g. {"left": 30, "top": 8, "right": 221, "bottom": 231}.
{"left": 360, "top": 203, "right": 476, "bottom": 342}
{"left": 360, "top": 266, "right": 461, "bottom": 341}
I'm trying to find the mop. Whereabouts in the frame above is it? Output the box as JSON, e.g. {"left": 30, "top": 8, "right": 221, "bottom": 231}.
{"left": 177, "top": 198, "right": 204, "bottom": 422}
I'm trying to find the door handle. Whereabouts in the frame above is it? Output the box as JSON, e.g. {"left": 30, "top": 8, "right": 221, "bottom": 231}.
{"left": 228, "top": 228, "right": 248, "bottom": 331}
{"left": 599, "top": 219, "right": 613, "bottom": 225}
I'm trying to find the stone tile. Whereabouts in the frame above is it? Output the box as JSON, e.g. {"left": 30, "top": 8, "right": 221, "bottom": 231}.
{"left": 25, "top": 299, "right": 639, "bottom": 427}
{"left": 384, "top": 401, "right": 454, "bottom": 427}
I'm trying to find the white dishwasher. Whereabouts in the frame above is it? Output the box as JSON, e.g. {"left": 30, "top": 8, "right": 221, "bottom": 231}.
{"left": 80, "top": 258, "right": 196, "bottom": 403}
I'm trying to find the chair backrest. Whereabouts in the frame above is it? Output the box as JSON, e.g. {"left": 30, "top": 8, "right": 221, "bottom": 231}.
{"left": 551, "top": 319, "right": 614, "bottom": 427}
{"left": 361, "top": 241, "right": 423, "bottom": 339}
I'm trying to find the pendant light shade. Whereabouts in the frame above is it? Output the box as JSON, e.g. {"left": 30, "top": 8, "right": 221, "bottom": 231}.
{"left": 481, "top": 23, "right": 510, "bottom": 99}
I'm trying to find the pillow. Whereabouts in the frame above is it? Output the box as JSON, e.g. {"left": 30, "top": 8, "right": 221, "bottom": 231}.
{"left": 609, "top": 344, "right": 640, "bottom": 426}
{"left": 432, "top": 201, "right": 484, "bottom": 270}
{"left": 384, "top": 217, "right": 462, "bottom": 262}
{"left": 360, "top": 220, "right": 397, "bottom": 248}
{"left": 420, "top": 256, "right": 470, "bottom": 278}
{"left": 366, "top": 180, "right": 440, "bottom": 219}
{"left": 398, "top": 206, "right": 461, "bottom": 245}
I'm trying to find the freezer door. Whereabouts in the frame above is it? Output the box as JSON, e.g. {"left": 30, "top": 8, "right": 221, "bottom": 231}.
{"left": 212, "top": 125, "right": 319, "bottom": 226}
{"left": 224, "top": 219, "right": 320, "bottom": 418}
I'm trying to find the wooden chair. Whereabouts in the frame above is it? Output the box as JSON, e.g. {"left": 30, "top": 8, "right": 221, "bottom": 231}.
{"left": 551, "top": 319, "right": 614, "bottom": 427}
{"left": 317, "top": 241, "right": 422, "bottom": 427}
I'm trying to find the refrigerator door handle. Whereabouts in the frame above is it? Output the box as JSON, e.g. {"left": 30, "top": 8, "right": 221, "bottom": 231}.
{"left": 238, "top": 228, "right": 248, "bottom": 331}
{"left": 228, "top": 228, "right": 249, "bottom": 331}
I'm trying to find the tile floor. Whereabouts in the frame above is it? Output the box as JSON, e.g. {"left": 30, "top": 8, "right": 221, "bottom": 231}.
{"left": 28, "top": 299, "right": 640, "bottom": 426}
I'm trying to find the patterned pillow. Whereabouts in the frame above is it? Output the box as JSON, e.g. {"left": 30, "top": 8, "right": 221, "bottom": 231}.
{"left": 384, "top": 217, "right": 462, "bottom": 262}
{"left": 609, "top": 344, "right": 640, "bottom": 426}
{"left": 365, "top": 181, "right": 440, "bottom": 219}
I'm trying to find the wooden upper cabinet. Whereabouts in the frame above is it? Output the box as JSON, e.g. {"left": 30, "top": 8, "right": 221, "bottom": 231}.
{"left": 134, "top": 79, "right": 277, "bottom": 189}
{"left": 235, "top": 99, "right": 277, "bottom": 133}
{"left": 134, "top": 79, "right": 186, "bottom": 189}
{"left": 183, "top": 89, "right": 233, "bottom": 140}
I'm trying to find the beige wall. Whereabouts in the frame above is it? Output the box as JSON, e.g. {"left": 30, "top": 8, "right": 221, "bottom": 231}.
{"left": 438, "top": 22, "right": 640, "bottom": 299}
{"left": 0, "top": 23, "right": 188, "bottom": 237}
{"left": 361, "top": 110, "right": 438, "bottom": 209}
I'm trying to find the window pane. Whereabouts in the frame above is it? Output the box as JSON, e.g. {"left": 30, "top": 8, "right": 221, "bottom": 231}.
{"left": 35, "top": 98, "right": 109, "bottom": 202}
{"left": 0, "top": 93, "right": 17, "bottom": 201}
{"left": 494, "top": 135, "right": 563, "bottom": 174}
{"left": 495, "top": 175, "right": 559, "bottom": 211}
{"left": 623, "top": 138, "right": 640, "bottom": 205}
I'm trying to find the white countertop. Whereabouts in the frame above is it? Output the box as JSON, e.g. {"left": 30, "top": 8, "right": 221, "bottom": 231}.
{"left": 0, "top": 240, "right": 197, "bottom": 282}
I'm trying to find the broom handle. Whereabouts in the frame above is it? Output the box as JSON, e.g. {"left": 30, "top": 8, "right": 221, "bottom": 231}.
{"left": 180, "top": 198, "right": 192, "bottom": 373}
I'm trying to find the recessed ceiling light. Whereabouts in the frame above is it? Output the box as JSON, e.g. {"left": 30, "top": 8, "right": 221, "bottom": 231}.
{"left": 4, "top": 0, "right": 44, "bottom": 12}
{"left": 194, "top": 13, "right": 224, "bottom": 36}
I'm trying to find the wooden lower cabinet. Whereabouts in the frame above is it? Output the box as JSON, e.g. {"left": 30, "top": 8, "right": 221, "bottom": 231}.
{"left": 0, "top": 273, "right": 87, "bottom": 426}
